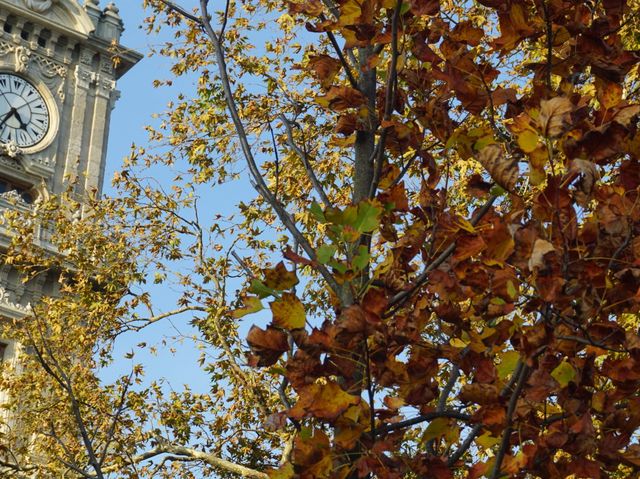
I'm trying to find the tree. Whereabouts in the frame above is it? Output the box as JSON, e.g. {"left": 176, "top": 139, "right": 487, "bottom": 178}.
{"left": 3, "top": 0, "right": 640, "bottom": 477}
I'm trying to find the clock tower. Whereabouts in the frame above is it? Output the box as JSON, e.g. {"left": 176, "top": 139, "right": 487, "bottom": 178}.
{"left": 0, "top": 0, "right": 140, "bottom": 361}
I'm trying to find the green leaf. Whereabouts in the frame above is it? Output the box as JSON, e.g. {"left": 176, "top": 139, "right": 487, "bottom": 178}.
{"left": 250, "top": 279, "right": 275, "bottom": 299}
{"left": 329, "top": 260, "right": 348, "bottom": 275}
{"left": 497, "top": 351, "right": 520, "bottom": 380}
{"left": 310, "top": 202, "right": 326, "bottom": 223}
{"left": 351, "top": 201, "right": 383, "bottom": 233}
{"left": 352, "top": 245, "right": 370, "bottom": 271}
{"left": 317, "top": 244, "right": 338, "bottom": 264}
{"left": 551, "top": 360, "right": 576, "bottom": 388}
{"left": 490, "top": 184, "right": 506, "bottom": 196}
{"left": 230, "top": 296, "right": 263, "bottom": 318}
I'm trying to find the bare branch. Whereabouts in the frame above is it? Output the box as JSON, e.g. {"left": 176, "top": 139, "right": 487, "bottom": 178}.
{"left": 489, "top": 364, "right": 530, "bottom": 479}
{"left": 156, "top": 0, "right": 202, "bottom": 24}
{"left": 115, "top": 443, "right": 269, "bottom": 479}
{"left": 375, "top": 411, "right": 471, "bottom": 436}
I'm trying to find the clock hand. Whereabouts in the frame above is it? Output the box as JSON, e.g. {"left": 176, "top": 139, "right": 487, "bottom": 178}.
{"left": 0, "top": 107, "right": 16, "bottom": 130}
{"left": 13, "top": 110, "right": 28, "bottom": 130}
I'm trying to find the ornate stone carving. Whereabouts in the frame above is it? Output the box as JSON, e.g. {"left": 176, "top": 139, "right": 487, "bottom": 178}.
{"left": 0, "top": 287, "right": 31, "bottom": 314}
{"left": 1, "top": 141, "right": 22, "bottom": 159}
{"left": 14, "top": 45, "right": 31, "bottom": 73}
{"left": 0, "top": 39, "right": 68, "bottom": 101}
{"left": 0, "top": 155, "right": 25, "bottom": 173}
{"left": 23, "top": 0, "right": 58, "bottom": 14}
{"left": 0, "top": 189, "right": 27, "bottom": 205}
{"left": 74, "top": 64, "right": 95, "bottom": 89}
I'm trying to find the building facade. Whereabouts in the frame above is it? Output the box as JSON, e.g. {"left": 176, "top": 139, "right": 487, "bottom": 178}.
{"left": 0, "top": 0, "right": 140, "bottom": 366}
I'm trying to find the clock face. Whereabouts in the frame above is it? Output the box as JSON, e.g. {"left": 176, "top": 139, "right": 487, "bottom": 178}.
{"left": 0, "top": 74, "right": 50, "bottom": 149}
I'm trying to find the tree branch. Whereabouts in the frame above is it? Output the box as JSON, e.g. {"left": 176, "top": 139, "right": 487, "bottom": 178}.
{"left": 375, "top": 411, "right": 471, "bottom": 436}
{"left": 279, "top": 114, "right": 332, "bottom": 208}
{"left": 369, "top": 0, "right": 402, "bottom": 198}
{"left": 116, "top": 443, "right": 269, "bottom": 479}
{"left": 489, "top": 364, "right": 530, "bottom": 479}
{"left": 386, "top": 195, "right": 498, "bottom": 314}
{"left": 188, "top": 0, "right": 342, "bottom": 297}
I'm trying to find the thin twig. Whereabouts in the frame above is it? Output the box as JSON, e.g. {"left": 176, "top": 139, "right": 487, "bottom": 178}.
{"left": 375, "top": 411, "right": 471, "bottom": 436}
{"left": 489, "top": 364, "right": 530, "bottom": 479}
{"left": 279, "top": 114, "right": 332, "bottom": 208}
{"left": 369, "top": 0, "right": 402, "bottom": 198}
{"left": 177, "top": 0, "right": 343, "bottom": 296}
{"left": 386, "top": 195, "right": 498, "bottom": 314}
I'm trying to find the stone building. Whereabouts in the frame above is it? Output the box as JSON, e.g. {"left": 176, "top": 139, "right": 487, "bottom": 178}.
{"left": 0, "top": 0, "right": 140, "bottom": 368}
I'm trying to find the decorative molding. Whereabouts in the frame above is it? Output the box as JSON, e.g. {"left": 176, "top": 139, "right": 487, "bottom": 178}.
{"left": 0, "top": 154, "right": 26, "bottom": 173}
{"left": 96, "top": 74, "right": 115, "bottom": 99}
{"left": 0, "top": 39, "right": 68, "bottom": 101}
{"left": 74, "top": 64, "right": 94, "bottom": 90}
{"left": 0, "top": 190, "right": 27, "bottom": 205}
{"left": 0, "top": 287, "right": 31, "bottom": 314}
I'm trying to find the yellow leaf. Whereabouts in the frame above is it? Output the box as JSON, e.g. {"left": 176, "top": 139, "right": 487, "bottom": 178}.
{"left": 339, "top": 0, "right": 362, "bottom": 25}
{"left": 476, "top": 431, "right": 501, "bottom": 449}
{"left": 517, "top": 129, "right": 539, "bottom": 153}
{"left": 231, "top": 296, "right": 263, "bottom": 319}
{"left": 267, "top": 462, "right": 294, "bottom": 479}
{"left": 270, "top": 292, "right": 306, "bottom": 329}
{"left": 551, "top": 360, "right": 576, "bottom": 388}
{"left": 450, "top": 337, "right": 468, "bottom": 348}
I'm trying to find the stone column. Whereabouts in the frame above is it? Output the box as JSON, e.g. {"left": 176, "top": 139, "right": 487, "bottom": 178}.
{"left": 84, "top": 71, "right": 115, "bottom": 195}
{"left": 62, "top": 49, "right": 94, "bottom": 186}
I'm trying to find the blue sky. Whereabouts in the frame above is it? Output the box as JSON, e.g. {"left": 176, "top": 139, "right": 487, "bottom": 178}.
{"left": 101, "top": 2, "right": 214, "bottom": 389}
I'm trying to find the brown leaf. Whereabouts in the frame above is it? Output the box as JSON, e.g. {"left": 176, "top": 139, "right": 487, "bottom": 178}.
{"left": 291, "top": 429, "right": 332, "bottom": 475}
{"left": 288, "top": 381, "right": 361, "bottom": 421}
{"left": 612, "top": 104, "right": 640, "bottom": 126}
{"left": 408, "top": 0, "right": 439, "bottom": 16}
{"left": 263, "top": 261, "right": 299, "bottom": 290}
{"left": 538, "top": 97, "right": 573, "bottom": 138}
{"left": 246, "top": 326, "right": 289, "bottom": 367}
{"left": 316, "top": 86, "right": 366, "bottom": 111}
{"left": 307, "top": 54, "right": 341, "bottom": 89}
{"left": 460, "top": 383, "right": 499, "bottom": 405}
{"left": 476, "top": 144, "right": 518, "bottom": 193}
{"left": 528, "top": 239, "right": 556, "bottom": 271}
{"left": 568, "top": 457, "right": 602, "bottom": 479}
{"left": 566, "top": 159, "right": 599, "bottom": 206}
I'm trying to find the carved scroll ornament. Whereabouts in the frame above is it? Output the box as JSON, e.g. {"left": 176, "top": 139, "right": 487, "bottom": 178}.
{"left": 23, "top": 0, "right": 58, "bottom": 13}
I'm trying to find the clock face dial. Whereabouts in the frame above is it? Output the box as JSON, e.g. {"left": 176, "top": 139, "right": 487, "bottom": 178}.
{"left": 0, "top": 74, "right": 50, "bottom": 148}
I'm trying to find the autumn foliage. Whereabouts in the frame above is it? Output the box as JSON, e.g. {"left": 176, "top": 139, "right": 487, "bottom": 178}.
{"left": 236, "top": 0, "right": 640, "bottom": 477}
{"left": 6, "top": 0, "right": 640, "bottom": 478}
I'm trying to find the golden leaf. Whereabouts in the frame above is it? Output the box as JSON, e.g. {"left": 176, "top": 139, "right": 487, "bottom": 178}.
{"left": 271, "top": 292, "right": 306, "bottom": 330}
